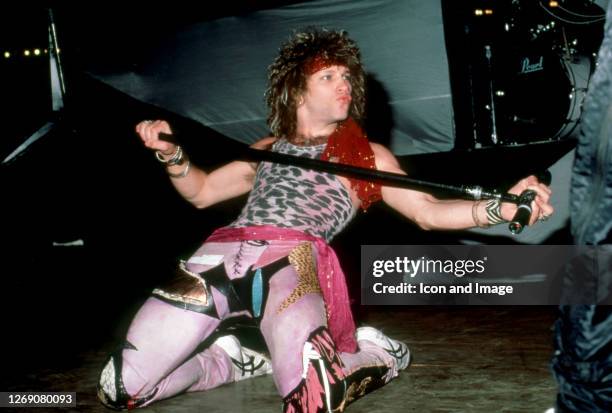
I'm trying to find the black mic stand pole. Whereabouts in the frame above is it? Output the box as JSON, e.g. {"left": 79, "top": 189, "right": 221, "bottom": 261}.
{"left": 159, "top": 132, "right": 547, "bottom": 234}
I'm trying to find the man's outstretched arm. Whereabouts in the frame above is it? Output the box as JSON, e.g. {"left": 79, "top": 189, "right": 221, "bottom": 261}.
{"left": 370, "top": 143, "right": 554, "bottom": 231}
{"left": 135, "top": 119, "right": 276, "bottom": 209}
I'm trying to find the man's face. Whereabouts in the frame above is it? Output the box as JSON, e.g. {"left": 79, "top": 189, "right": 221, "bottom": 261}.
{"left": 300, "top": 65, "right": 353, "bottom": 125}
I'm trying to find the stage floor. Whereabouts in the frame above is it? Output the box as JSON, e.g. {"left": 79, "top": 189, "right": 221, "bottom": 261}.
{"left": 2, "top": 306, "right": 557, "bottom": 412}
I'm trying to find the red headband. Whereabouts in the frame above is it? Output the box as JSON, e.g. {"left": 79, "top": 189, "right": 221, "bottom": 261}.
{"left": 305, "top": 55, "right": 342, "bottom": 75}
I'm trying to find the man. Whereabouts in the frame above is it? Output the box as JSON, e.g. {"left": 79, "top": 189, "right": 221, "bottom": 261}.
{"left": 550, "top": 2, "right": 612, "bottom": 411}
{"left": 97, "top": 27, "right": 553, "bottom": 411}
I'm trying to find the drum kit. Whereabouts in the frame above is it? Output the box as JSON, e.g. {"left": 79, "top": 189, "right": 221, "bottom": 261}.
{"left": 484, "top": 0, "right": 606, "bottom": 146}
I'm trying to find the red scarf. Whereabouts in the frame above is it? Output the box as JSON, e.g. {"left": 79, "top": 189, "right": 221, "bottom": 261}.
{"left": 321, "top": 118, "right": 382, "bottom": 210}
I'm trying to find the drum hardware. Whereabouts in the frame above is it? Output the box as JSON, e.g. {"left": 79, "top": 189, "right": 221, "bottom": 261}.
{"left": 484, "top": 45, "right": 499, "bottom": 145}
{"left": 491, "top": 48, "right": 592, "bottom": 146}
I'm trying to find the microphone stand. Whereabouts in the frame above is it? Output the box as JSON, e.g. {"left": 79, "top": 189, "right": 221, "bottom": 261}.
{"left": 484, "top": 45, "right": 499, "bottom": 145}
{"left": 242, "top": 146, "right": 521, "bottom": 204}
{"left": 2, "top": 8, "right": 65, "bottom": 165}
{"left": 159, "top": 133, "right": 548, "bottom": 234}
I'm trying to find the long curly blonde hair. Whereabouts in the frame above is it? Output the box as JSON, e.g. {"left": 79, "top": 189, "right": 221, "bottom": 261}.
{"left": 265, "top": 27, "right": 366, "bottom": 139}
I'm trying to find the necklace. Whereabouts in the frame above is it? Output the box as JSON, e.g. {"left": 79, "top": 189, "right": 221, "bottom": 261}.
{"left": 288, "top": 134, "right": 329, "bottom": 146}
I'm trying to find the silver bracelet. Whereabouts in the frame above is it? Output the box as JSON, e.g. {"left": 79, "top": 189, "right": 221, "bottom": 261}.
{"left": 155, "top": 145, "right": 184, "bottom": 166}
{"left": 167, "top": 160, "right": 191, "bottom": 178}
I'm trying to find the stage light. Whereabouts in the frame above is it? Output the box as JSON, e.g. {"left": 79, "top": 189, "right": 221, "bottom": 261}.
{"left": 496, "top": 90, "right": 505, "bottom": 97}
{"left": 549, "top": 1, "right": 559, "bottom": 7}
{"left": 4, "top": 51, "right": 10, "bottom": 58}
{"left": 484, "top": 9, "right": 493, "bottom": 15}
{"left": 474, "top": 9, "right": 483, "bottom": 16}
{"left": 34, "top": 49, "right": 41, "bottom": 56}
{"left": 24, "top": 49, "right": 31, "bottom": 56}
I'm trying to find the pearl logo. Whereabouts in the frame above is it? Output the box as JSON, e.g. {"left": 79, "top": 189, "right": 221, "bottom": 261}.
{"left": 520, "top": 56, "right": 544, "bottom": 74}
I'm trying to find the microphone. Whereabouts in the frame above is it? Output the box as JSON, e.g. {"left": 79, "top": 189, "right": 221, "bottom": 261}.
{"left": 508, "top": 170, "right": 550, "bottom": 234}
{"left": 508, "top": 189, "right": 536, "bottom": 234}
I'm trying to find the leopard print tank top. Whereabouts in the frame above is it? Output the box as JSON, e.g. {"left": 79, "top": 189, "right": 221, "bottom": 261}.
{"left": 228, "top": 138, "right": 356, "bottom": 241}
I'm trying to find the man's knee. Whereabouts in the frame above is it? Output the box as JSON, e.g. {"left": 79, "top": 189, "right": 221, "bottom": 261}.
{"left": 97, "top": 344, "right": 157, "bottom": 410}
{"left": 280, "top": 326, "right": 389, "bottom": 413}
{"left": 282, "top": 327, "right": 347, "bottom": 412}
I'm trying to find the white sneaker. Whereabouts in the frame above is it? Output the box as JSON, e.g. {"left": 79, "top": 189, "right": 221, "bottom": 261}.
{"left": 213, "top": 335, "right": 273, "bottom": 381}
{"left": 356, "top": 326, "right": 411, "bottom": 371}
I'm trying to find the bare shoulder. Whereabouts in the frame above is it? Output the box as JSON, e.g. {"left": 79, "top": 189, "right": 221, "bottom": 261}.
{"left": 370, "top": 142, "right": 403, "bottom": 173}
{"left": 245, "top": 136, "right": 278, "bottom": 172}
{"left": 250, "top": 136, "right": 278, "bottom": 150}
